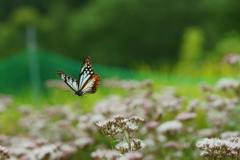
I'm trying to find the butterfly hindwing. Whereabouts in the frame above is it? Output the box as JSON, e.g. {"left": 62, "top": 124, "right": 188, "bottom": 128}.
{"left": 81, "top": 73, "right": 100, "bottom": 95}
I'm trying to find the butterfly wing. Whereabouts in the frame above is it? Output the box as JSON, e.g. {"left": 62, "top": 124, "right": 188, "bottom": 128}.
{"left": 57, "top": 56, "right": 100, "bottom": 96}
{"left": 57, "top": 70, "right": 79, "bottom": 92}
{"left": 78, "top": 56, "right": 100, "bottom": 95}
{"left": 78, "top": 56, "right": 94, "bottom": 90}
{"left": 81, "top": 73, "right": 100, "bottom": 95}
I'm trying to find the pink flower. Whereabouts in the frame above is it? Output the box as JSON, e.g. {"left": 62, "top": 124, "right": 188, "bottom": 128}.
{"left": 175, "top": 112, "right": 196, "bottom": 121}
{"left": 145, "top": 121, "right": 160, "bottom": 130}
{"left": 157, "top": 120, "right": 183, "bottom": 135}
{"left": 164, "top": 141, "right": 179, "bottom": 149}
{"left": 222, "top": 53, "right": 240, "bottom": 65}
{"left": 120, "top": 151, "right": 143, "bottom": 160}
{"left": 91, "top": 149, "right": 120, "bottom": 160}
{"left": 0, "top": 145, "right": 10, "bottom": 158}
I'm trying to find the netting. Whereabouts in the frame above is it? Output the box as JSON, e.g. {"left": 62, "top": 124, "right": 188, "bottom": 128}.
{"left": 0, "top": 49, "right": 219, "bottom": 95}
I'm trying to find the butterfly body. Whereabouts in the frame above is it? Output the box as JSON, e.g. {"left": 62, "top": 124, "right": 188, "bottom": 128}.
{"left": 57, "top": 56, "right": 100, "bottom": 96}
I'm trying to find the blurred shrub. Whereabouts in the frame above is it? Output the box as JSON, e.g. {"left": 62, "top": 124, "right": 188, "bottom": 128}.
{"left": 0, "top": 7, "right": 40, "bottom": 58}
{"left": 215, "top": 32, "right": 240, "bottom": 59}
{"left": 182, "top": 28, "right": 204, "bottom": 62}
{"left": 68, "top": 0, "right": 199, "bottom": 67}
{"left": 1, "top": 0, "right": 240, "bottom": 72}
{"left": 178, "top": 27, "right": 204, "bottom": 68}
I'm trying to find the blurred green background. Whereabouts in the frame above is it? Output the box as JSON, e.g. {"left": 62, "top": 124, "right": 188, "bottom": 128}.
{"left": 1, "top": 0, "right": 240, "bottom": 96}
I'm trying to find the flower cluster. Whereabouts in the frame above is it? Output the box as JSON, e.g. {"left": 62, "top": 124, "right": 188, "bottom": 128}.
{"left": 216, "top": 78, "right": 239, "bottom": 92}
{"left": 118, "top": 151, "right": 143, "bottom": 160}
{"left": 0, "top": 137, "right": 77, "bottom": 160}
{"left": 0, "top": 94, "right": 13, "bottom": 113}
{"left": 8, "top": 74, "right": 240, "bottom": 160}
{"left": 175, "top": 112, "right": 197, "bottom": 121}
{"left": 196, "top": 137, "right": 240, "bottom": 159}
{"left": 156, "top": 95, "right": 184, "bottom": 112}
{"left": 2, "top": 53, "right": 240, "bottom": 160}
{"left": 91, "top": 149, "right": 120, "bottom": 160}
{"left": 0, "top": 104, "right": 97, "bottom": 160}
{"left": 222, "top": 53, "right": 240, "bottom": 65}
{"left": 0, "top": 145, "right": 10, "bottom": 160}
{"left": 96, "top": 115, "right": 145, "bottom": 154}
{"left": 157, "top": 120, "right": 183, "bottom": 136}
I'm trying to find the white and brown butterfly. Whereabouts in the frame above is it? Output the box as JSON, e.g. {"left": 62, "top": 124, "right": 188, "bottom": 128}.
{"left": 57, "top": 56, "right": 100, "bottom": 96}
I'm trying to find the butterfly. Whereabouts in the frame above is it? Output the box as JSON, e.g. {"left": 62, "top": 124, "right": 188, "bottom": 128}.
{"left": 57, "top": 56, "right": 100, "bottom": 96}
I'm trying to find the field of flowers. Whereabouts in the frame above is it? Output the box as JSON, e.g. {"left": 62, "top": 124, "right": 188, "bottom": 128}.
{"left": 1, "top": 53, "right": 240, "bottom": 160}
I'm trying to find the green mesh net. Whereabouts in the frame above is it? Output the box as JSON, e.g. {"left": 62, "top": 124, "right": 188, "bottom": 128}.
{"left": 0, "top": 49, "right": 218, "bottom": 96}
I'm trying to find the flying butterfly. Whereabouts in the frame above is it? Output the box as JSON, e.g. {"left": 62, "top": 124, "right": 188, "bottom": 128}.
{"left": 57, "top": 56, "right": 100, "bottom": 96}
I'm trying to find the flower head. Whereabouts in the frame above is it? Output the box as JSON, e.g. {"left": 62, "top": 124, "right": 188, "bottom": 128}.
{"left": 91, "top": 149, "right": 120, "bottom": 160}
{"left": 132, "top": 139, "right": 145, "bottom": 150}
{"left": 116, "top": 142, "right": 129, "bottom": 154}
{"left": 119, "top": 151, "right": 143, "bottom": 160}
{"left": 175, "top": 112, "right": 196, "bottom": 121}
{"left": 222, "top": 53, "right": 240, "bottom": 65}
{"left": 157, "top": 120, "right": 183, "bottom": 136}
{"left": 0, "top": 145, "right": 10, "bottom": 159}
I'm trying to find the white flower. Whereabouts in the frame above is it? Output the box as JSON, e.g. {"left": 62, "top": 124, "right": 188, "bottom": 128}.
{"left": 91, "top": 149, "right": 120, "bottom": 160}
{"left": 132, "top": 139, "right": 146, "bottom": 150}
{"left": 221, "top": 131, "right": 240, "bottom": 139}
{"left": 129, "top": 116, "right": 144, "bottom": 122}
{"left": 157, "top": 96, "right": 184, "bottom": 112}
{"left": 186, "top": 99, "right": 200, "bottom": 112}
{"left": 223, "top": 53, "right": 240, "bottom": 64}
{"left": 111, "top": 125, "right": 122, "bottom": 134}
{"left": 124, "top": 121, "right": 138, "bottom": 132}
{"left": 33, "top": 144, "right": 62, "bottom": 160}
{"left": 207, "top": 111, "right": 229, "bottom": 129}
{"left": 114, "top": 115, "right": 127, "bottom": 120}
{"left": 95, "top": 121, "right": 108, "bottom": 128}
{"left": 91, "top": 149, "right": 106, "bottom": 159}
{"left": 0, "top": 145, "right": 10, "bottom": 159}
{"left": 157, "top": 120, "right": 182, "bottom": 135}
{"left": 216, "top": 78, "right": 239, "bottom": 90}
{"left": 196, "top": 138, "right": 231, "bottom": 157}
{"left": 74, "top": 136, "right": 95, "bottom": 148}
{"left": 118, "top": 151, "right": 143, "bottom": 160}
{"left": 175, "top": 112, "right": 197, "bottom": 121}
{"left": 116, "top": 142, "right": 129, "bottom": 153}
{"left": 197, "top": 128, "right": 218, "bottom": 137}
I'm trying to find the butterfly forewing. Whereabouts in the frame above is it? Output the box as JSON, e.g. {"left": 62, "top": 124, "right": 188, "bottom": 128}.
{"left": 78, "top": 57, "right": 95, "bottom": 89}
{"left": 57, "top": 70, "right": 79, "bottom": 92}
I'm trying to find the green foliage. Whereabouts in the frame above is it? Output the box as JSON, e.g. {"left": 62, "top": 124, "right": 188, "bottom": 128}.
{"left": 0, "top": 104, "right": 22, "bottom": 135}
{"left": 1, "top": 0, "right": 240, "bottom": 69}
{"left": 10, "top": 7, "right": 40, "bottom": 27}
{"left": 68, "top": 0, "right": 199, "bottom": 67}
{"left": 215, "top": 32, "right": 240, "bottom": 58}
{"left": 0, "top": 0, "right": 240, "bottom": 76}
{"left": 179, "top": 27, "right": 204, "bottom": 65}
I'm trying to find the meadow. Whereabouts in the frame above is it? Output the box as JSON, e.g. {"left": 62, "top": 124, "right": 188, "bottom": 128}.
{"left": 1, "top": 53, "right": 240, "bottom": 160}
{"left": 1, "top": 0, "right": 240, "bottom": 159}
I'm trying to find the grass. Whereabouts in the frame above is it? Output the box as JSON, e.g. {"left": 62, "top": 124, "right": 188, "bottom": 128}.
{"left": 0, "top": 104, "right": 22, "bottom": 135}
